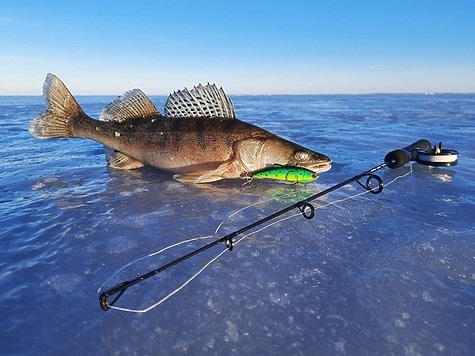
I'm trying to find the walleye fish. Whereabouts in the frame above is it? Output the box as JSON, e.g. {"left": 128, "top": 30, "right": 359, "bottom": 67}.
{"left": 29, "top": 74, "right": 331, "bottom": 183}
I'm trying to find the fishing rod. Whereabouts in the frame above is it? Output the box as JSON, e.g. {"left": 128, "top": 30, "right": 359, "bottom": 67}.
{"left": 99, "top": 139, "right": 458, "bottom": 311}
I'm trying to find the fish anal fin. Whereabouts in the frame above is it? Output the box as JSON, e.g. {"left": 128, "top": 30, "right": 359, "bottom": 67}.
{"left": 109, "top": 151, "right": 145, "bottom": 170}
{"left": 165, "top": 83, "right": 235, "bottom": 119}
{"left": 173, "top": 172, "right": 225, "bottom": 184}
{"left": 173, "top": 173, "right": 205, "bottom": 184}
{"left": 100, "top": 89, "right": 161, "bottom": 122}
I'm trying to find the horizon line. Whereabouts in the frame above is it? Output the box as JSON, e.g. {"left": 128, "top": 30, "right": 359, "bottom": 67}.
{"left": 1, "top": 91, "right": 475, "bottom": 97}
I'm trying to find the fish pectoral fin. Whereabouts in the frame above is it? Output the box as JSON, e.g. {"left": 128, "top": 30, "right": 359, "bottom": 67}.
{"left": 109, "top": 152, "right": 145, "bottom": 170}
{"left": 173, "top": 173, "right": 206, "bottom": 184}
{"left": 174, "top": 162, "right": 238, "bottom": 184}
{"left": 174, "top": 171, "right": 224, "bottom": 184}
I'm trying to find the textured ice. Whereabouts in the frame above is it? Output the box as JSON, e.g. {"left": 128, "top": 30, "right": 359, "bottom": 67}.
{"left": 0, "top": 94, "right": 474, "bottom": 354}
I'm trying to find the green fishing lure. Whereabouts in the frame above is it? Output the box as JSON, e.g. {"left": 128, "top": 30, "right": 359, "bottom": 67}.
{"left": 249, "top": 165, "right": 318, "bottom": 183}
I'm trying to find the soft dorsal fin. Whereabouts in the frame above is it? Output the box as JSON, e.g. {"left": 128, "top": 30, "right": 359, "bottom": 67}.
{"left": 100, "top": 89, "right": 161, "bottom": 122}
{"left": 164, "top": 83, "right": 235, "bottom": 118}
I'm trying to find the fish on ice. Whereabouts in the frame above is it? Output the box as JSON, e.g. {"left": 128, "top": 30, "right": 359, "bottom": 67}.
{"left": 29, "top": 74, "right": 331, "bottom": 183}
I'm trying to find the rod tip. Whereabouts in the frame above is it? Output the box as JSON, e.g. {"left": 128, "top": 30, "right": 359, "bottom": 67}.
{"left": 99, "top": 293, "right": 110, "bottom": 311}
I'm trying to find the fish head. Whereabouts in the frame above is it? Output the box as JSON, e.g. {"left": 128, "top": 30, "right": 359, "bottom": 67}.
{"left": 259, "top": 137, "right": 332, "bottom": 173}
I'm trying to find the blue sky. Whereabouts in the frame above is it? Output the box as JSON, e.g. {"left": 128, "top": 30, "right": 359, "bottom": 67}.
{"left": 1, "top": 0, "right": 474, "bottom": 95}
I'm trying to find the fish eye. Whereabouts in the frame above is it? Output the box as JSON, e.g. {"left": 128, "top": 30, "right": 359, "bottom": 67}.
{"left": 294, "top": 150, "right": 309, "bottom": 161}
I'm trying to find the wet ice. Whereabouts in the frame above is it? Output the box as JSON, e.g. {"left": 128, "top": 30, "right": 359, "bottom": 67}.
{"left": 1, "top": 94, "right": 474, "bottom": 354}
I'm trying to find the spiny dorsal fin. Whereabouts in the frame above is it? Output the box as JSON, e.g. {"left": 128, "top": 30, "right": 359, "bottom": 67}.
{"left": 100, "top": 89, "right": 161, "bottom": 122}
{"left": 164, "top": 83, "right": 235, "bottom": 118}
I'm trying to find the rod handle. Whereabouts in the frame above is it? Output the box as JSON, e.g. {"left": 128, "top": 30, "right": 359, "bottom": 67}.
{"left": 384, "top": 139, "right": 432, "bottom": 169}
{"left": 402, "top": 139, "right": 432, "bottom": 152}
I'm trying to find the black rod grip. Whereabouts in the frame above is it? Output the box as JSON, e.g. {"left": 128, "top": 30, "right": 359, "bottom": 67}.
{"left": 402, "top": 139, "right": 432, "bottom": 152}
{"left": 385, "top": 139, "right": 432, "bottom": 169}
{"left": 385, "top": 149, "right": 410, "bottom": 169}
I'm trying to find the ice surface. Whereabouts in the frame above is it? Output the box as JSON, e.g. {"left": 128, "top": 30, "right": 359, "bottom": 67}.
{"left": 0, "top": 94, "right": 474, "bottom": 354}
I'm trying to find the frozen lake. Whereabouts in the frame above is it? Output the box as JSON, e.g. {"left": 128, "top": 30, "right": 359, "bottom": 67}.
{"left": 1, "top": 93, "right": 474, "bottom": 354}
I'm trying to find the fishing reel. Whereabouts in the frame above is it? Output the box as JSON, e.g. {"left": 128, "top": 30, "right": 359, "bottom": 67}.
{"left": 384, "top": 139, "right": 458, "bottom": 169}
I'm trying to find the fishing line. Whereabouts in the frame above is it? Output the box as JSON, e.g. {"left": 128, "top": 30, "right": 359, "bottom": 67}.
{"left": 106, "top": 212, "right": 301, "bottom": 313}
{"left": 215, "top": 195, "right": 282, "bottom": 234}
{"left": 100, "top": 188, "right": 305, "bottom": 292}
{"left": 106, "top": 246, "right": 229, "bottom": 313}
{"left": 104, "top": 210, "right": 307, "bottom": 313}
{"left": 214, "top": 185, "right": 313, "bottom": 234}
{"left": 99, "top": 140, "right": 458, "bottom": 312}
{"left": 316, "top": 162, "right": 414, "bottom": 211}
{"left": 98, "top": 234, "right": 215, "bottom": 296}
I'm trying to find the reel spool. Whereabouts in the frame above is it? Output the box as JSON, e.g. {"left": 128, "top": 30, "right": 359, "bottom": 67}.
{"left": 415, "top": 142, "right": 458, "bottom": 167}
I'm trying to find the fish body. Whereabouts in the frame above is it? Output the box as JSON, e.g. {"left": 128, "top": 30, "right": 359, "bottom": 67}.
{"left": 250, "top": 164, "right": 318, "bottom": 183}
{"left": 29, "top": 74, "right": 331, "bottom": 183}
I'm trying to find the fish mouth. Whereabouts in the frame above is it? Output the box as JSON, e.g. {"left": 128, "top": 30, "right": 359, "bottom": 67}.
{"left": 306, "top": 160, "right": 332, "bottom": 174}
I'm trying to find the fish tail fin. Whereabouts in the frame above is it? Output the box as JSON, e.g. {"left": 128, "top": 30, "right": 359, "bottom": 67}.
{"left": 29, "top": 73, "right": 86, "bottom": 138}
